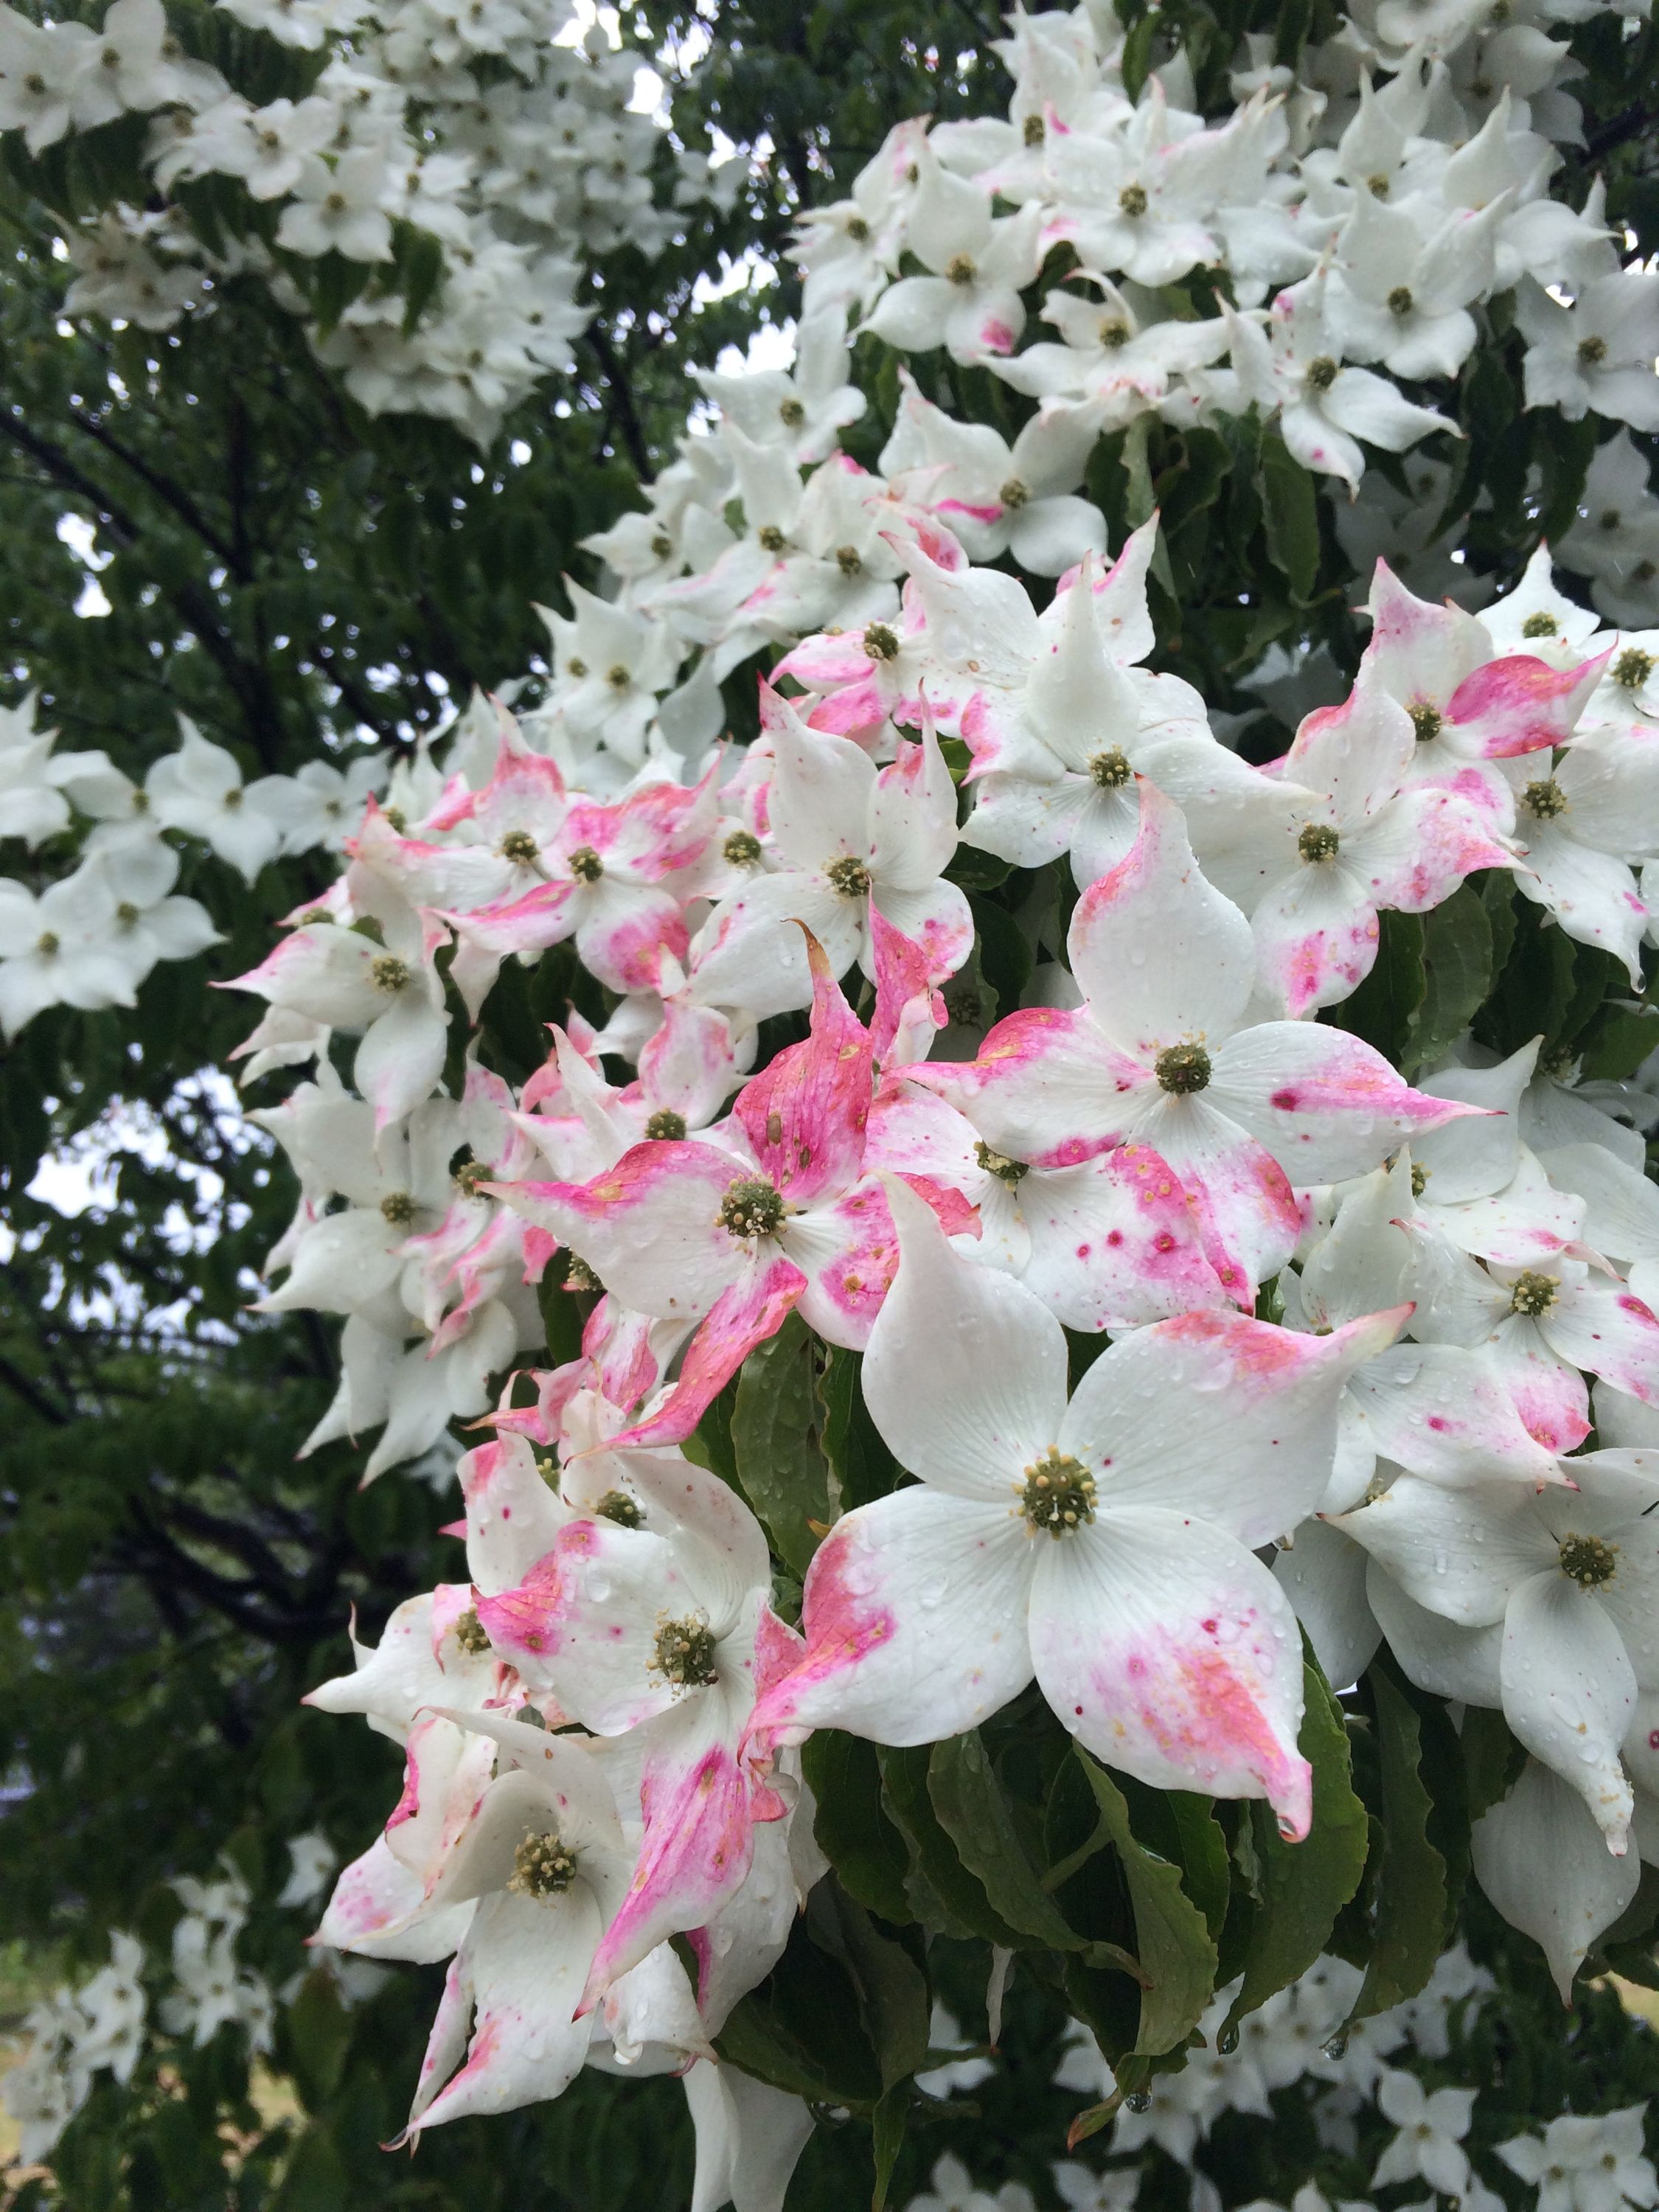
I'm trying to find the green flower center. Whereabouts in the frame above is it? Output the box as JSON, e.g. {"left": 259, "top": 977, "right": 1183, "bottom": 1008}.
{"left": 1613, "top": 647, "right": 1654, "bottom": 690}
{"left": 605, "top": 664, "right": 631, "bottom": 690}
{"left": 1521, "top": 611, "right": 1559, "bottom": 639}
{"left": 1155, "top": 1043, "right": 1211, "bottom": 1095}
{"left": 645, "top": 1109, "right": 687, "bottom": 1141}
{"left": 826, "top": 853, "right": 872, "bottom": 898}
{"left": 509, "top": 1830, "right": 579, "bottom": 1899}
{"left": 453, "top": 1608, "right": 491, "bottom": 1655}
{"left": 758, "top": 524, "right": 787, "bottom": 552}
{"left": 1558, "top": 1531, "right": 1618, "bottom": 1590}
{"left": 565, "top": 1253, "right": 602, "bottom": 1294}
{"left": 595, "top": 1490, "right": 642, "bottom": 1528}
{"left": 1509, "top": 1270, "right": 1559, "bottom": 1318}
{"left": 1408, "top": 700, "right": 1442, "bottom": 744}
{"left": 653, "top": 1615, "right": 719, "bottom": 1686}
{"left": 1118, "top": 182, "right": 1148, "bottom": 218}
{"left": 999, "top": 477, "right": 1030, "bottom": 509}
{"left": 371, "top": 954, "right": 410, "bottom": 992}
{"left": 1577, "top": 334, "right": 1608, "bottom": 369}
{"left": 863, "top": 622, "right": 900, "bottom": 662}
{"left": 35, "top": 931, "right": 58, "bottom": 956}
{"left": 1023, "top": 113, "right": 1045, "bottom": 145}
{"left": 1020, "top": 1447, "right": 1098, "bottom": 1538}
{"left": 1089, "top": 747, "right": 1132, "bottom": 788}
{"left": 779, "top": 398, "right": 806, "bottom": 428}
{"left": 719, "top": 1177, "right": 784, "bottom": 1239}
{"left": 835, "top": 544, "right": 863, "bottom": 575}
{"left": 1521, "top": 778, "right": 1568, "bottom": 821}
{"left": 1298, "top": 823, "right": 1340, "bottom": 863}
{"left": 945, "top": 253, "right": 977, "bottom": 286}
{"left": 975, "top": 1141, "right": 1029, "bottom": 1186}
{"left": 1387, "top": 285, "right": 1413, "bottom": 317}
{"left": 723, "top": 828, "right": 762, "bottom": 866}
{"left": 567, "top": 844, "right": 605, "bottom": 882}
{"left": 1304, "top": 355, "right": 1340, "bottom": 392}
{"left": 380, "top": 1191, "right": 417, "bottom": 1226}
{"left": 498, "top": 828, "right": 540, "bottom": 864}
{"left": 1411, "top": 1162, "right": 1429, "bottom": 1197}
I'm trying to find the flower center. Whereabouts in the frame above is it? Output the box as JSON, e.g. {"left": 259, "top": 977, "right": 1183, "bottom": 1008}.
{"left": 453, "top": 1158, "right": 493, "bottom": 1197}
{"left": 975, "top": 1140, "right": 1029, "bottom": 1186}
{"left": 653, "top": 1615, "right": 720, "bottom": 1686}
{"left": 1387, "top": 285, "right": 1413, "bottom": 317}
{"left": 116, "top": 902, "right": 139, "bottom": 926}
{"left": 1155, "top": 1043, "right": 1211, "bottom": 1094}
{"left": 371, "top": 953, "right": 410, "bottom": 992}
{"left": 566, "top": 844, "right": 605, "bottom": 882}
{"left": 945, "top": 253, "right": 977, "bottom": 285}
{"left": 758, "top": 524, "right": 786, "bottom": 552}
{"left": 1298, "top": 822, "right": 1340, "bottom": 863}
{"left": 1520, "top": 778, "right": 1568, "bottom": 821}
{"left": 1101, "top": 318, "right": 1130, "bottom": 347}
{"left": 566, "top": 656, "right": 588, "bottom": 678}
{"left": 1509, "top": 1270, "right": 1559, "bottom": 1318}
{"left": 846, "top": 215, "right": 872, "bottom": 242}
{"left": 509, "top": 1830, "right": 579, "bottom": 1899}
{"left": 645, "top": 1108, "right": 687, "bottom": 1141}
{"left": 723, "top": 828, "right": 762, "bottom": 866}
{"left": 826, "top": 852, "right": 872, "bottom": 898}
{"left": 999, "top": 477, "right": 1030, "bottom": 509}
{"left": 1408, "top": 700, "right": 1442, "bottom": 744}
{"left": 35, "top": 931, "right": 59, "bottom": 956}
{"left": 863, "top": 622, "right": 900, "bottom": 662}
{"left": 498, "top": 828, "right": 540, "bottom": 864}
{"left": 1521, "top": 611, "right": 1559, "bottom": 638}
{"left": 652, "top": 532, "right": 672, "bottom": 558}
{"left": 1577, "top": 334, "right": 1608, "bottom": 369}
{"left": 1304, "top": 355, "right": 1339, "bottom": 392}
{"left": 779, "top": 397, "right": 806, "bottom": 428}
{"left": 595, "top": 1490, "right": 642, "bottom": 1528}
{"left": 719, "top": 1176, "right": 784, "bottom": 1238}
{"left": 453, "top": 1608, "right": 491, "bottom": 1655}
{"left": 1558, "top": 1532, "right": 1618, "bottom": 1590}
{"left": 382, "top": 806, "right": 408, "bottom": 833}
{"left": 1411, "top": 1162, "right": 1429, "bottom": 1197}
{"left": 1089, "top": 747, "right": 1132, "bottom": 787}
{"left": 1613, "top": 647, "right": 1654, "bottom": 690}
{"left": 380, "top": 1190, "right": 417, "bottom": 1226}
{"left": 836, "top": 543, "right": 863, "bottom": 575}
{"left": 1118, "top": 182, "right": 1148, "bottom": 217}
{"left": 1367, "top": 173, "right": 1391, "bottom": 197}
{"left": 1023, "top": 113, "right": 1045, "bottom": 145}
{"left": 606, "top": 663, "right": 631, "bottom": 690}
{"left": 1020, "top": 1447, "right": 1098, "bottom": 1538}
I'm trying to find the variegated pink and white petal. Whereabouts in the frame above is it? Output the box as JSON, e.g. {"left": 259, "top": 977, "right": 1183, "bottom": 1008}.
{"left": 475, "top": 1520, "right": 687, "bottom": 1731}
{"left": 734, "top": 933, "right": 872, "bottom": 1204}
{"left": 869, "top": 876, "right": 975, "bottom": 989}
{"left": 313, "top": 1833, "right": 473, "bottom": 1964}
{"left": 1512, "top": 822, "right": 1649, "bottom": 987}
{"left": 1131, "top": 1094, "right": 1300, "bottom": 1302}
{"left": 458, "top": 1432, "right": 571, "bottom": 1595}
{"left": 355, "top": 989, "right": 451, "bottom": 1133}
{"left": 1060, "top": 1307, "right": 1406, "bottom": 1543}
{"left": 574, "top": 881, "right": 691, "bottom": 996}
{"left": 1066, "top": 779, "right": 1256, "bottom": 1054}
{"left": 690, "top": 868, "right": 863, "bottom": 1022}
{"left": 1347, "top": 787, "right": 1513, "bottom": 912}
{"left": 1543, "top": 1278, "right": 1659, "bottom": 1404}
{"left": 1351, "top": 1343, "right": 1562, "bottom": 1487}
{"left": 1015, "top": 1146, "right": 1228, "bottom": 1332}
{"left": 744, "top": 1486, "right": 1037, "bottom": 1756}
{"left": 487, "top": 1141, "right": 746, "bottom": 1323}
{"left": 867, "top": 904, "right": 948, "bottom": 1065}
{"left": 869, "top": 721, "right": 959, "bottom": 892}
{"left": 780, "top": 1178, "right": 902, "bottom": 1349}
{"left": 1489, "top": 1315, "right": 1593, "bottom": 1453}
{"left": 1330, "top": 1475, "right": 1554, "bottom": 1627}
{"left": 1251, "top": 863, "right": 1380, "bottom": 1018}
{"left": 760, "top": 689, "right": 880, "bottom": 869}
{"left": 905, "top": 1004, "right": 1156, "bottom": 1169}
{"left": 581, "top": 1703, "right": 759, "bottom": 2007}
{"left": 1030, "top": 1509, "right": 1313, "bottom": 1837}
{"left": 1210, "top": 1022, "right": 1480, "bottom": 1188}
{"left": 1444, "top": 647, "right": 1612, "bottom": 759}
{"left": 413, "top": 1887, "right": 599, "bottom": 2129}
{"left": 1284, "top": 669, "right": 1415, "bottom": 825}
{"left": 606, "top": 1254, "right": 809, "bottom": 1450}
{"left": 640, "top": 996, "right": 739, "bottom": 1129}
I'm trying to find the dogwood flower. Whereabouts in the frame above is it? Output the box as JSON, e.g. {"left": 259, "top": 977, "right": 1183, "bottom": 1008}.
{"left": 747, "top": 1176, "right": 1406, "bottom": 1837}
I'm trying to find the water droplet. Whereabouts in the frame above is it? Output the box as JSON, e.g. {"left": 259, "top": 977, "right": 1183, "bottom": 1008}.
{"left": 1125, "top": 2090, "right": 1152, "bottom": 2112}
{"left": 1217, "top": 2025, "right": 1239, "bottom": 2055}
{"left": 1322, "top": 2035, "right": 1346, "bottom": 2061}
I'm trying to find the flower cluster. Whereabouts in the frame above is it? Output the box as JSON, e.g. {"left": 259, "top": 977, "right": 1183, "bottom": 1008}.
{"left": 0, "top": 695, "right": 382, "bottom": 1036}
{"left": 908, "top": 1949, "right": 1658, "bottom": 2212}
{"left": 0, "top": 0, "right": 723, "bottom": 435}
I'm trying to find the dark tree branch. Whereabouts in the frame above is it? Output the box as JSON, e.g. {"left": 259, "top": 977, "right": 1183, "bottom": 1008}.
{"left": 583, "top": 321, "right": 655, "bottom": 483}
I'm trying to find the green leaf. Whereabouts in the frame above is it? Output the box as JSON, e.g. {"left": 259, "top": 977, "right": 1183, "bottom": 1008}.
{"left": 1257, "top": 431, "right": 1321, "bottom": 602}
{"left": 1461, "top": 1703, "right": 1528, "bottom": 1823}
{"left": 1329, "top": 910, "right": 1425, "bottom": 1065}
{"left": 1223, "top": 1653, "right": 1369, "bottom": 2033}
{"left": 929, "top": 1729, "right": 1082, "bottom": 1952}
{"left": 1077, "top": 1758, "right": 1218, "bottom": 2055}
{"left": 716, "top": 1906, "right": 883, "bottom": 2110}
{"left": 282, "top": 1969, "right": 352, "bottom": 2108}
{"left": 1579, "top": 1002, "right": 1659, "bottom": 1081}
{"left": 802, "top": 1731, "right": 914, "bottom": 1925}
{"left": 879, "top": 1745, "right": 1023, "bottom": 1945}
{"left": 731, "top": 1310, "right": 832, "bottom": 1575}
{"left": 818, "top": 1347, "right": 902, "bottom": 1512}
{"left": 1403, "top": 884, "right": 1492, "bottom": 1078}
{"left": 872, "top": 2083, "right": 909, "bottom": 2212}
{"left": 1120, "top": 8, "right": 1159, "bottom": 102}
{"left": 808, "top": 1879, "right": 930, "bottom": 2091}
{"left": 1345, "top": 1668, "right": 1451, "bottom": 2023}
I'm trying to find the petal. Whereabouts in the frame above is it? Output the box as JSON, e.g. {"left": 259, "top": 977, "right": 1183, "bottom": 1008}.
{"left": 1015, "top": 1144, "right": 1229, "bottom": 1331}
{"left": 1500, "top": 1570, "right": 1635, "bottom": 1850}
{"left": 1489, "top": 1315, "right": 1592, "bottom": 1453}
{"left": 1211, "top": 1022, "right": 1481, "bottom": 1186}
{"left": 869, "top": 877, "right": 975, "bottom": 988}
{"left": 1139, "top": 1094, "right": 1301, "bottom": 1301}
{"left": 1545, "top": 1279, "right": 1659, "bottom": 1405}
{"left": 475, "top": 1520, "right": 686, "bottom": 1731}
{"left": 868, "top": 721, "right": 959, "bottom": 891}
{"left": 734, "top": 933, "right": 872, "bottom": 1204}
{"left": 1031, "top": 1510, "right": 1312, "bottom": 1835}
{"left": 490, "top": 1141, "right": 743, "bottom": 1321}
{"left": 1331, "top": 1475, "right": 1554, "bottom": 1626}
{"left": 1066, "top": 779, "right": 1256, "bottom": 1052}
{"left": 1251, "top": 861, "right": 1380, "bottom": 1018}
{"left": 414, "top": 1888, "right": 599, "bottom": 2129}
{"left": 762, "top": 689, "right": 878, "bottom": 869}
{"left": 906, "top": 1005, "right": 1154, "bottom": 1169}
{"left": 1446, "top": 647, "right": 1610, "bottom": 759}
{"left": 1284, "top": 667, "right": 1414, "bottom": 825}
{"left": 692, "top": 870, "right": 864, "bottom": 1022}
{"left": 743, "top": 1487, "right": 1036, "bottom": 1753}
{"left": 1274, "top": 1519, "right": 1382, "bottom": 1693}
{"left": 1352, "top": 1343, "right": 1562, "bottom": 1487}
{"left": 1472, "top": 1759, "right": 1641, "bottom": 2002}
{"left": 1514, "top": 824, "right": 1647, "bottom": 987}
{"left": 1367, "top": 1560, "right": 1504, "bottom": 1706}
{"left": 1349, "top": 787, "right": 1513, "bottom": 912}
{"left": 610, "top": 1254, "right": 808, "bottom": 1450}
{"left": 1060, "top": 1306, "right": 1406, "bottom": 1543}
{"left": 860, "top": 1172, "right": 1069, "bottom": 1501}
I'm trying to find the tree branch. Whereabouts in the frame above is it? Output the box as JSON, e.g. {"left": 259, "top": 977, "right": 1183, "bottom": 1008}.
{"left": 583, "top": 321, "right": 655, "bottom": 483}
